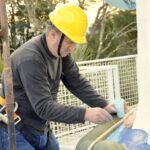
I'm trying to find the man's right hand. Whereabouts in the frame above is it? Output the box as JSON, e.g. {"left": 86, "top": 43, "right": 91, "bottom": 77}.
{"left": 124, "top": 112, "right": 136, "bottom": 128}
{"left": 84, "top": 107, "right": 113, "bottom": 124}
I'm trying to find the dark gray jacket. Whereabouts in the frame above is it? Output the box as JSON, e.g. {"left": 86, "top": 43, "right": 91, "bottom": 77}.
{"left": 1, "top": 34, "right": 108, "bottom": 134}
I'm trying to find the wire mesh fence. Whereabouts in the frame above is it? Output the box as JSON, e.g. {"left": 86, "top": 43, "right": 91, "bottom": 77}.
{"left": 77, "top": 55, "right": 138, "bottom": 106}
{"left": 50, "top": 55, "right": 138, "bottom": 138}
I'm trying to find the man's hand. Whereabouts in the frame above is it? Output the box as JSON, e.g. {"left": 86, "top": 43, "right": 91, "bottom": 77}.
{"left": 84, "top": 107, "right": 113, "bottom": 124}
{"left": 104, "top": 103, "right": 116, "bottom": 114}
{"left": 104, "top": 102, "right": 129, "bottom": 114}
{"left": 124, "top": 112, "right": 136, "bottom": 128}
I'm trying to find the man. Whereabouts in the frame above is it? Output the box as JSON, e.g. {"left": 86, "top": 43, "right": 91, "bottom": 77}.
{"left": 0, "top": 4, "right": 117, "bottom": 150}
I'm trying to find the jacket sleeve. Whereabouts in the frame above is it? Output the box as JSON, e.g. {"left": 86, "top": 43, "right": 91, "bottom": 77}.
{"left": 61, "top": 55, "right": 108, "bottom": 108}
{"left": 17, "top": 55, "right": 86, "bottom": 124}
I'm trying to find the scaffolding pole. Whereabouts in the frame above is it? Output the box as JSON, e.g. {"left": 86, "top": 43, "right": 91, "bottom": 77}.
{"left": 0, "top": 0, "right": 16, "bottom": 150}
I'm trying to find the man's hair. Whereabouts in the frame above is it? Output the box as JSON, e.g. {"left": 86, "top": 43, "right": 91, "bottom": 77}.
{"left": 46, "top": 21, "right": 61, "bottom": 35}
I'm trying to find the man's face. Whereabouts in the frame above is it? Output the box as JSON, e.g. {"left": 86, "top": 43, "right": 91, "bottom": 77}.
{"left": 60, "top": 36, "right": 76, "bottom": 57}
{"left": 47, "top": 30, "right": 76, "bottom": 57}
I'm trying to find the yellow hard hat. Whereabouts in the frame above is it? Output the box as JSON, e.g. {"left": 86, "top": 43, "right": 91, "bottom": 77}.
{"left": 49, "top": 4, "right": 88, "bottom": 44}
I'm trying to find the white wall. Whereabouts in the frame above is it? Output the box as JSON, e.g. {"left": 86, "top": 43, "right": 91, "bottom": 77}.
{"left": 133, "top": 0, "right": 150, "bottom": 143}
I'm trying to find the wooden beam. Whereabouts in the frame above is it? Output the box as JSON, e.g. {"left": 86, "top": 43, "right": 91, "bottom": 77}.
{"left": 0, "top": 0, "right": 16, "bottom": 150}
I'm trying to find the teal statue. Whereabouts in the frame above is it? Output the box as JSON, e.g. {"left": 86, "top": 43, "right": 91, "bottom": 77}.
{"left": 105, "top": 0, "right": 136, "bottom": 10}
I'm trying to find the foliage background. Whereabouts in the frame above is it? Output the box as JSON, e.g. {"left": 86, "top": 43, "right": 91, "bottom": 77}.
{"left": 0, "top": 0, "right": 137, "bottom": 69}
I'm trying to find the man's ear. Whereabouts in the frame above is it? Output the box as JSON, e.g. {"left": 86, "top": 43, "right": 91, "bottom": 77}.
{"left": 0, "top": 29, "right": 3, "bottom": 37}
{"left": 49, "top": 29, "right": 57, "bottom": 39}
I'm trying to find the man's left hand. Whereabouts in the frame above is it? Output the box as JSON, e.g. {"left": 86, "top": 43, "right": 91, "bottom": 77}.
{"left": 104, "top": 102, "right": 129, "bottom": 114}
{"left": 104, "top": 103, "right": 116, "bottom": 114}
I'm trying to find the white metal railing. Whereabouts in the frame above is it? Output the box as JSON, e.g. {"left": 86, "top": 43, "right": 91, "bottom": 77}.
{"left": 77, "top": 55, "right": 138, "bottom": 106}
{"left": 51, "top": 65, "right": 121, "bottom": 137}
{"left": 50, "top": 55, "right": 138, "bottom": 138}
